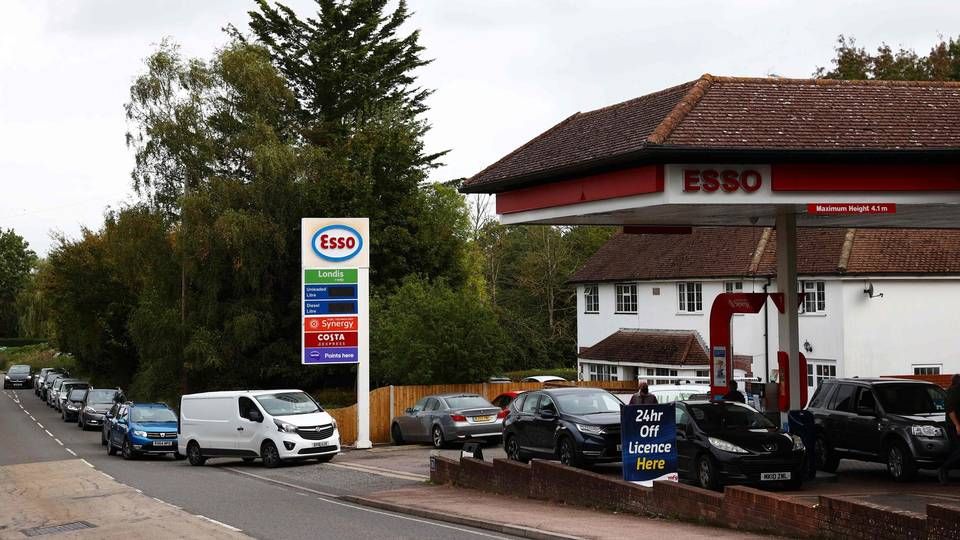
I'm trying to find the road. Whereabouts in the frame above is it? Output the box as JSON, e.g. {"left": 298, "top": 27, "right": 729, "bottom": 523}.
{"left": 1, "top": 385, "right": 519, "bottom": 540}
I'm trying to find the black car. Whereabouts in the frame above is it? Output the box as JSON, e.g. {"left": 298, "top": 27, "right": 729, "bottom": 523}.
{"left": 62, "top": 388, "right": 88, "bottom": 422}
{"left": 38, "top": 370, "right": 64, "bottom": 400}
{"left": 3, "top": 364, "right": 32, "bottom": 389}
{"left": 57, "top": 381, "right": 90, "bottom": 416}
{"left": 675, "top": 401, "right": 805, "bottom": 490}
{"left": 503, "top": 388, "right": 623, "bottom": 467}
{"left": 79, "top": 388, "right": 121, "bottom": 430}
{"left": 34, "top": 368, "right": 55, "bottom": 396}
{"left": 807, "top": 378, "right": 950, "bottom": 482}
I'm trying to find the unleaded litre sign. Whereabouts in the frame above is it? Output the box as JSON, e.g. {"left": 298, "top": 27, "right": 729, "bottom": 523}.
{"left": 621, "top": 404, "right": 678, "bottom": 487}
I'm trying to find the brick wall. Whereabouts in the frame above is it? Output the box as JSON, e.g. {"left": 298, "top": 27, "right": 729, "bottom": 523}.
{"left": 430, "top": 456, "right": 960, "bottom": 539}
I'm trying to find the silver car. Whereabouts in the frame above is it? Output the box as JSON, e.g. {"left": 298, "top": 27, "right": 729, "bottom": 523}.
{"left": 391, "top": 393, "right": 503, "bottom": 448}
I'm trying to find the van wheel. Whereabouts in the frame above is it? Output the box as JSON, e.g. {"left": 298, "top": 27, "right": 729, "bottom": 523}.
{"left": 886, "top": 440, "right": 917, "bottom": 482}
{"left": 262, "top": 441, "right": 282, "bottom": 468}
{"left": 814, "top": 434, "right": 839, "bottom": 472}
{"left": 187, "top": 441, "right": 206, "bottom": 466}
{"left": 391, "top": 423, "right": 404, "bottom": 445}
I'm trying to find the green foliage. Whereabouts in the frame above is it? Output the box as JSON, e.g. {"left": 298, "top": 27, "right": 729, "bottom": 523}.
{"left": 372, "top": 276, "right": 510, "bottom": 384}
{"left": 815, "top": 35, "right": 960, "bottom": 81}
{"left": 0, "top": 338, "right": 46, "bottom": 347}
{"left": 0, "top": 228, "right": 37, "bottom": 337}
{"left": 0, "top": 344, "right": 76, "bottom": 373}
{"left": 502, "top": 368, "right": 579, "bottom": 382}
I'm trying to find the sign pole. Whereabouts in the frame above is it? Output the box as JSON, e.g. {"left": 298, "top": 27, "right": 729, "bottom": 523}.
{"left": 355, "top": 266, "right": 372, "bottom": 448}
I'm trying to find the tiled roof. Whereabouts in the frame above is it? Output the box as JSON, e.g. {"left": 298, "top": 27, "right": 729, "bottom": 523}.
{"left": 570, "top": 227, "right": 960, "bottom": 282}
{"left": 464, "top": 75, "right": 960, "bottom": 192}
{"left": 578, "top": 329, "right": 753, "bottom": 373}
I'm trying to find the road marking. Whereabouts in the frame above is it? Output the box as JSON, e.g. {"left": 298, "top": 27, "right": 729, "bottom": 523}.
{"left": 100, "top": 471, "right": 115, "bottom": 480}
{"left": 328, "top": 462, "right": 428, "bottom": 481}
{"left": 44, "top": 430, "right": 53, "bottom": 437}
{"left": 37, "top": 423, "right": 44, "bottom": 429}
{"left": 224, "top": 467, "right": 339, "bottom": 497}
{"left": 81, "top": 459, "right": 95, "bottom": 468}
{"left": 314, "top": 496, "right": 512, "bottom": 539}
{"left": 196, "top": 515, "right": 243, "bottom": 533}
{"left": 54, "top": 438, "right": 63, "bottom": 446}
{"left": 66, "top": 448, "right": 77, "bottom": 456}
{"left": 333, "top": 460, "right": 429, "bottom": 479}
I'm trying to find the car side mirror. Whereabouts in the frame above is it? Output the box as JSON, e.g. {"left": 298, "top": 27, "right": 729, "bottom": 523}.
{"left": 118, "top": 419, "right": 127, "bottom": 425}
{"left": 857, "top": 406, "right": 876, "bottom": 417}
{"left": 540, "top": 409, "right": 557, "bottom": 420}
{"left": 405, "top": 407, "right": 415, "bottom": 415}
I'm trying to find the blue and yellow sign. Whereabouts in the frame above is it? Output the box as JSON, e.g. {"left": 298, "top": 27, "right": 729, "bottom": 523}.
{"left": 621, "top": 404, "right": 678, "bottom": 486}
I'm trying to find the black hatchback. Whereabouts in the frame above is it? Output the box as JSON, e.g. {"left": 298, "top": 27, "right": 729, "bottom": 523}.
{"left": 502, "top": 388, "right": 623, "bottom": 468}
{"left": 806, "top": 378, "right": 949, "bottom": 481}
{"left": 676, "top": 401, "right": 806, "bottom": 490}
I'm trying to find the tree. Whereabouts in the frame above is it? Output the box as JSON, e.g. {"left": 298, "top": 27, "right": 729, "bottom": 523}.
{"left": 815, "top": 35, "right": 960, "bottom": 81}
{"left": 0, "top": 229, "right": 36, "bottom": 337}
{"left": 371, "top": 276, "right": 509, "bottom": 384}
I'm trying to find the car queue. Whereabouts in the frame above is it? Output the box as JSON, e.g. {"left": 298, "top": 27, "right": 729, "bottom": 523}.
{"left": 10, "top": 365, "right": 341, "bottom": 469}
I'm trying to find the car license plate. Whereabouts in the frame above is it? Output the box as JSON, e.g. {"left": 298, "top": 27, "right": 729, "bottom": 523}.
{"left": 154, "top": 441, "right": 173, "bottom": 447}
{"left": 472, "top": 416, "right": 493, "bottom": 423}
{"left": 760, "top": 472, "right": 791, "bottom": 481}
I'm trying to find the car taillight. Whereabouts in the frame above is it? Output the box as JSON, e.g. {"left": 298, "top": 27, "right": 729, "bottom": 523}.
{"left": 450, "top": 414, "right": 467, "bottom": 422}
{"left": 497, "top": 409, "right": 509, "bottom": 419}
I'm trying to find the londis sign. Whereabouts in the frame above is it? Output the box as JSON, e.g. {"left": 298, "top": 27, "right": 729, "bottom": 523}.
{"left": 682, "top": 168, "right": 763, "bottom": 193}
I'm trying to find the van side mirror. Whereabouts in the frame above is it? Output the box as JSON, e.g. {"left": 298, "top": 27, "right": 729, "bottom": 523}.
{"left": 248, "top": 410, "right": 263, "bottom": 423}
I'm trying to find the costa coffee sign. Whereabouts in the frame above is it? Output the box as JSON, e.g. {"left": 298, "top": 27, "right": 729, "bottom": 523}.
{"left": 683, "top": 168, "right": 763, "bottom": 193}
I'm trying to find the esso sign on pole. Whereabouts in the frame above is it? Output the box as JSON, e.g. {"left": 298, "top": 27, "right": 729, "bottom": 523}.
{"left": 683, "top": 168, "right": 763, "bottom": 193}
{"left": 312, "top": 224, "right": 364, "bottom": 262}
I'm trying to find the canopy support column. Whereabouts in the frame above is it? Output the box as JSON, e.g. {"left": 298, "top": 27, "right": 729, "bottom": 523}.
{"left": 775, "top": 211, "right": 802, "bottom": 412}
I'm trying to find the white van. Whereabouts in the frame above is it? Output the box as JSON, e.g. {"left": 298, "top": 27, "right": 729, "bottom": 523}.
{"left": 178, "top": 389, "right": 340, "bottom": 468}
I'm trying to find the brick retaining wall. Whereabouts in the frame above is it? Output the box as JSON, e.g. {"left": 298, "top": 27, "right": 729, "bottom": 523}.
{"left": 430, "top": 456, "right": 960, "bottom": 539}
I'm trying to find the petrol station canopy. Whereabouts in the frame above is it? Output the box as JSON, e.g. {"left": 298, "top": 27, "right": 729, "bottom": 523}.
{"left": 461, "top": 74, "right": 960, "bottom": 228}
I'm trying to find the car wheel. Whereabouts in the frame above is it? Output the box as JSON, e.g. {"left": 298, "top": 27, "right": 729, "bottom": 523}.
{"left": 886, "top": 440, "right": 917, "bottom": 482}
{"left": 187, "top": 441, "right": 206, "bottom": 466}
{"left": 557, "top": 436, "right": 584, "bottom": 468}
{"left": 814, "top": 434, "right": 839, "bottom": 473}
{"left": 505, "top": 435, "right": 528, "bottom": 463}
{"left": 121, "top": 438, "right": 138, "bottom": 460}
{"left": 391, "top": 423, "right": 404, "bottom": 445}
{"left": 262, "top": 441, "right": 282, "bottom": 468}
{"left": 697, "top": 453, "right": 720, "bottom": 491}
{"left": 107, "top": 438, "right": 117, "bottom": 456}
{"left": 431, "top": 426, "right": 447, "bottom": 449}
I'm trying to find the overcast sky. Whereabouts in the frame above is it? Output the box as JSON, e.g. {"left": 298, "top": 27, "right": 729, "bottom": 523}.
{"left": 3, "top": 0, "right": 959, "bottom": 256}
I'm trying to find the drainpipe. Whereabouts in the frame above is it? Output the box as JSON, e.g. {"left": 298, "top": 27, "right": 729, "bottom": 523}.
{"left": 762, "top": 277, "right": 771, "bottom": 382}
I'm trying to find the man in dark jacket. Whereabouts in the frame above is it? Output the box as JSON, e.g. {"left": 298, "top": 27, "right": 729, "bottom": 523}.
{"left": 938, "top": 374, "right": 960, "bottom": 484}
{"left": 629, "top": 382, "right": 658, "bottom": 405}
{"left": 723, "top": 380, "right": 745, "bottom": 403}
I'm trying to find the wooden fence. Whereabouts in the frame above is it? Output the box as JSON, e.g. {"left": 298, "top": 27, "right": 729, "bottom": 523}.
{"left": 326, "top": 380, "right": 638, "bottom": 446}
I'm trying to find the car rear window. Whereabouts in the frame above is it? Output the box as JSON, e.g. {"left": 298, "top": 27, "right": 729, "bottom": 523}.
{"left": 444, "top": 396, "right": 492, "bottom": 409}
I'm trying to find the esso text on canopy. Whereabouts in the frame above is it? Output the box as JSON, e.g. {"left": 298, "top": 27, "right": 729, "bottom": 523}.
{"left": 311, "top": 224, "right": 363, "bottom": 262}
{"left": 682, "top": 168, "right": 763, "bottom": 193}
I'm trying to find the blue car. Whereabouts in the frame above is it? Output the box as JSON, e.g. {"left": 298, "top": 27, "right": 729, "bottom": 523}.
{"left": 106, "top": 402, "right": 184, "bottom": 460}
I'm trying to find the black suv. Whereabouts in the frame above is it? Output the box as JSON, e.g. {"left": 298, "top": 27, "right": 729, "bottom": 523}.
{"left": 502, "top": 387, "right": 622, "bottom": 467}
{"left": 807, "top": 378, "right": 950, "bottom": 481}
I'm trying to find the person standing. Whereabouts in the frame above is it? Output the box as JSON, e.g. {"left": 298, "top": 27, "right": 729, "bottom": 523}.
{"left": 723, "top": 380, "right": 746, "bottom": 403}
{"left": 938, "top": 374, "right": 960, "bottom": 484}
{"left": 629, "top": 382, "right": 658, "bottom": 405}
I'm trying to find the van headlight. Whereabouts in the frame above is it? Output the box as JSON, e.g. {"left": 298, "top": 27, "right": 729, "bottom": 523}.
{"left": 274, "top": 420, "right": 298, "bottom": 433}
{"left": 708, "top": 437, "right": 749, "bottom": 454}
{"left": 911, "top": 425, "right": 944, "bottom": 438}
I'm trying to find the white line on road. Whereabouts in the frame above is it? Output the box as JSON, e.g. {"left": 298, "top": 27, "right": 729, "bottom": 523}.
{"left": 37, "top": 423, "right": 44, "bottom": 429}
{"left": 100, "top": 471, "right": 115, "bottom": 480}
{"left": 66, "top": 448, "right": 76, "bottom": 456}
{"left": 328, "top": 462, "right": 428, "bottom": 481}
{"left": 224, "top": 467, "right": 339, "bottom": 497}
{"left": 54, "top": 438, "right": 63, "bottom": 446}
{"left": 44, "top": 430, "right": 53, "bottom": 437}
{"left": 332, "top": 460, "right": 429, "bottom": 479}
{"left": 81, "top": 459, "right": 95, "bottom": 468}
{"left": 196, "top": 515, "right": 244, "bottom": 533}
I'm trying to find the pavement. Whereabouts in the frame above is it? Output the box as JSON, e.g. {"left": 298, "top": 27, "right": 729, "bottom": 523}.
{"left": 345, "top": 485, "right": 781, "bottom": 540}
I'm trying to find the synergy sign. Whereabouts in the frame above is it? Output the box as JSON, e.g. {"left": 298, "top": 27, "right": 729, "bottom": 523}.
{"left": 301, "top": 219, "right": 370, "bottom": 365}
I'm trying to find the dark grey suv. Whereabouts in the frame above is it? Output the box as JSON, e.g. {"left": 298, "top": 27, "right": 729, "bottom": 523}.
{"left": 807, "top": 378, "right": 950, "bottom": 481}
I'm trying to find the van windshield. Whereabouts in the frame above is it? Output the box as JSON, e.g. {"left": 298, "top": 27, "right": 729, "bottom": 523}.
{"left": 255, "top": 392, "right": 321, "bottom": 416}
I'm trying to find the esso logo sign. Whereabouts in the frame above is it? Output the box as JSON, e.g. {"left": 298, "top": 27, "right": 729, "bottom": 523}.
{"left": 311, "top": 224, "right": 363, "bottom": 262}
{"left": 683, "top": 169, "right": 763, "bottom": 193}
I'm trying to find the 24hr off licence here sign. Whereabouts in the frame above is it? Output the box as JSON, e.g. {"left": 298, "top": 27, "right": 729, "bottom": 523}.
{"left": 621, "top": 404, "right": 678, "bottom": 487}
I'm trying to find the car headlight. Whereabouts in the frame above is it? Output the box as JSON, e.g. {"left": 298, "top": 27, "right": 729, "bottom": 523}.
{"left": 66, "top": 404, "right": 79, "bottom": 411}
{"left": 911, "top": 425, "right": 944, "bottom": 438}
{"left": 575, "top": 423, "right": 605, "bottom": 435}
{"left": 708, "top": 437, "right": 749, "bottom": 454}
{"left": 791, "top": 434, "right": 805, "bottom": 451}
{"left": 133, "top": 430, "right": 148, "bottom": 438}
{"left": 274, "top": 420, "right": 298, "bottom": 433}
{"left": 4, "top": 376, "right": 9, "bottom": 380}
{"left": 83, "top": 407, "right": 96, "bottom": 413}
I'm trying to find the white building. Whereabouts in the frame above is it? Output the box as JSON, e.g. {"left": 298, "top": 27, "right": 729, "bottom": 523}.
{"left": 572, "top": 227, "right": 960, "bottom": 393}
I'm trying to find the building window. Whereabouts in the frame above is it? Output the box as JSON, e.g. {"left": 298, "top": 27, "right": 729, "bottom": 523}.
{"left": 589, "top": 364, "right": 618, "bottom": 381}
{"left": 800, "top": 281, "right": 826, "bottom": 313}
{"left": 615, "top": 283, "right": 637, "bottom": 313}
{"left": 807, "top": 362, "right": 837, "bottom": 390}
{"left": 913, "top": 365, "right": 941, "bottom": 375}
{"left": 724, "top": 281, "right": 743, "bottom": 293}
{"left": 677, "top": 282, "right": 703, "bottom": 312}
{"left": 695, "top": 370, "right": 709, "bottom": 382}
{"left": 645, "top": 367, "right": 678, "bottom": 385}
{"left": 583, "top": 285, "right": 599, "bottom": 313}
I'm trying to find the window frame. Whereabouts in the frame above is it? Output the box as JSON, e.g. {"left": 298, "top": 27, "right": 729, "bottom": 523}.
{"left": 583, "top": 285, "right": 599, "bottom": 314}
{"left": 589, "top": 363, "right": 619, "bottom": 382}
{"left": 614, "top": 283, "right": 638, "bottom": 314}
{"left": 677, "top": 282, "right": 703, "bottom": 313}
{"left": 724, "top": 281, "right": 743, "bottom": 294}
{"left": 912, "top": 364, "right": 941, "bottom": 376}
{"left": 799, "top": 280, "right": 826, "bottom": 314}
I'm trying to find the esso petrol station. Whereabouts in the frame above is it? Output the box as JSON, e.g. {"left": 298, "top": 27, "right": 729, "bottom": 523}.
{"left": 462, "top": 74, "right": 960, "bottom": 417}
